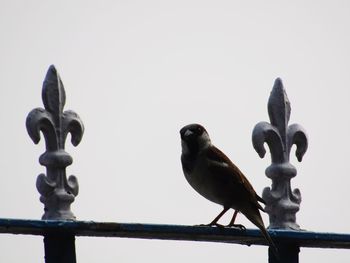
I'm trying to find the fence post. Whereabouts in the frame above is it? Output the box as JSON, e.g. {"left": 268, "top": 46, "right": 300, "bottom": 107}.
{"left": 26, "top": 65, "right": 84, "bottom": 263}
{"left": 252, "top": 79, "right": 308, "bottom": 263}
{"left": 44, "top": 234, "right": 77, "bottom": 263}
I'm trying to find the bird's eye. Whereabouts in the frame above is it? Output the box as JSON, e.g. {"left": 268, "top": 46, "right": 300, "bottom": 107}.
{"left": 196, "top": 126, "right": 202, "bottom": 133}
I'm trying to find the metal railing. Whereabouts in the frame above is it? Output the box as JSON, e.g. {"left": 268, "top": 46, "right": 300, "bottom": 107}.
{"left": 1, "top": 65, "right": 349, "bottom": 263}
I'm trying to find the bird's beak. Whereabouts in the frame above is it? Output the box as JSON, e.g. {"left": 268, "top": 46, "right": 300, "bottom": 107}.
{"left": 183, "top": 129, "right": 193, "bottom": 138}
{"left": 180, "top": 128, "right": 193, "bottom": 139}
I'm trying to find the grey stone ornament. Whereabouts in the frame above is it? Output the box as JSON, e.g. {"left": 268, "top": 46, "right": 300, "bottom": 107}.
{"left": 26, "top": 65, "right": 84, "bottom": 220}
{"left": 252, "top": 78, "right": 308, "bottom": 230}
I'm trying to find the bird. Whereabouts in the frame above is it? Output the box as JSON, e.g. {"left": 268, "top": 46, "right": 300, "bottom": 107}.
{"left": 180, "top": 123, "right": 278, "bottom": 255}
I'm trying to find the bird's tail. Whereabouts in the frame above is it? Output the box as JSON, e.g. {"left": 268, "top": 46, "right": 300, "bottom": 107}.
{"left": 258, "top": 224, "right": 279, "bottom": 259}
{"left": 244, "top": 208, "right": 279, "bottom": 259}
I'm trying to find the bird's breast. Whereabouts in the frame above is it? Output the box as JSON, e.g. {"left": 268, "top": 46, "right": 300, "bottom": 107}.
{"left": 182, "top": 154, "right": 228, "bottom": 206}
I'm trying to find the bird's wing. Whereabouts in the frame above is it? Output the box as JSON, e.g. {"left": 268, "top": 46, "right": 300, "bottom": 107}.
{"left": 206, "top": 146, "right": 265, "bottom": 210}
{"left": 206, "top": 146, "right": 254, "bottom": 188}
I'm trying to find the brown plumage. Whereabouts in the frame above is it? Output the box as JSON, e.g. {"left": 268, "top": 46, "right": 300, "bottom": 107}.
{"left": 180, "top": 123, "right": 277, "bottom": 254}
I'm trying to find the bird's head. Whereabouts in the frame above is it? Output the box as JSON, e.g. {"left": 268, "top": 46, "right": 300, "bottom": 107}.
{"left": 180, "top": 123, "right": 211, "bottom": 154}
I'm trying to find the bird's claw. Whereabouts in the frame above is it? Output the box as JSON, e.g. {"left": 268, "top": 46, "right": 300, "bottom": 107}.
{"left": 226, "top": 224, "right": 246, "bottom": 231}
{"left": 209, "top": 223, "right": 225, "bottom": 228}
{"left": 196, "top": 223, "right": 246, "bottom": 231}
{"left": 196, "top": 223, "right": 225, "bottom": 229}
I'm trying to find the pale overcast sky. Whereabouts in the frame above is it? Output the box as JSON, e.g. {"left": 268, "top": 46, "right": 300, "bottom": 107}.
{"left": 1, "top": 1, "right": 350, "bottom": 262}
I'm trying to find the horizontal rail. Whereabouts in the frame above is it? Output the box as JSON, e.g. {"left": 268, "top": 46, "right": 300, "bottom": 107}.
{"left": 0, "top": 218, "right": 349, "bottom": 249}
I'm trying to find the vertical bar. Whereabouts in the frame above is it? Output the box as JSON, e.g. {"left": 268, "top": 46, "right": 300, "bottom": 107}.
{"left": 26, "top": 66, "right": 84, "bottom": 262}
{"left": 252, "top": 79, "right": 308, "bottom": 262}
{"left": 269, "top": 244, "right": 299, "bottom": 263}
{"left": 44, "top": 233, "right": 76, "bottom": 263}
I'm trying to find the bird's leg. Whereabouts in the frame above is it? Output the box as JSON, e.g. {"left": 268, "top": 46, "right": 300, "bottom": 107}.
{"left": 207, "top": 207, "right": 230, "bottom": 227}
{"left": 197, "top": 207, "right": 230, "bottom": 227}
{"left": 228, "top": 210, "right": 238, "bottom": 225}
{"left": 226, "top": 210, "right": 246, "bottom": 230}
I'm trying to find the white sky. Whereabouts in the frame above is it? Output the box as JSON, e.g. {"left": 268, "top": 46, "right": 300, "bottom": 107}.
{"left": 1, "top": 0, "right": 350, "bottom": 262}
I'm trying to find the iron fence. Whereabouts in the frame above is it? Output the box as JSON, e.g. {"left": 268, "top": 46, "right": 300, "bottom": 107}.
{"left": 1, "top": 65, "right": 349, "bottom": 263}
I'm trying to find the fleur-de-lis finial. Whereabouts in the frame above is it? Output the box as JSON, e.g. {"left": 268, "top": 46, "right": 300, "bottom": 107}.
{"left": 26, "top": 65, "right": 84, "bottom": 220}
{"left": 252, "top": 78, "right": 308, "bottom": 230}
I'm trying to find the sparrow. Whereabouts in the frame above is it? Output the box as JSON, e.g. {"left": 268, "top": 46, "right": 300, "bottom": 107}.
{"left": 180, "top": 123, "right": 278, "bottom": 254}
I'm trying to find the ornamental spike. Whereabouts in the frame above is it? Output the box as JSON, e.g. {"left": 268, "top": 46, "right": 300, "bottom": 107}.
{"left": 252, "top": 78, "right": 308, "bottom": 229}
{"left": 26, "top": 65, "right": 84, "bottom": 220}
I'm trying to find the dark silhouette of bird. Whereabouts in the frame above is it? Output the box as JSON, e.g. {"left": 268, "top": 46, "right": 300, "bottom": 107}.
{"left": 180, "top": 123, "right": 278, "bottom": 254}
